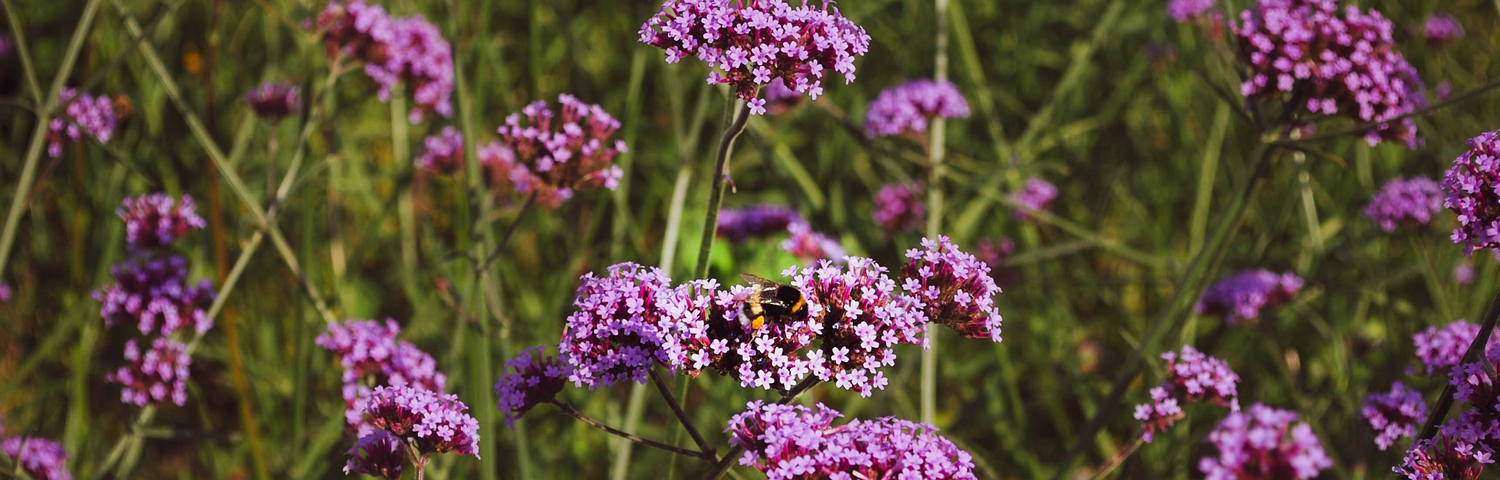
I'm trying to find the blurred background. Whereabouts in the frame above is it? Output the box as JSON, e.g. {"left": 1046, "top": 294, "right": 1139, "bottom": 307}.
{"left": 3, "top": 0, "right": 1500, "bottom": 478}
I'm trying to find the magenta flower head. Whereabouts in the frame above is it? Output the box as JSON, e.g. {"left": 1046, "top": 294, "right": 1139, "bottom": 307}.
{"left": 106, "top": 337, "right": 192, "bottom": 407}
{"left": 315, "top": 1, "right": 453, "bottom": 123}
{"left": 1169, "top": 0, "right": 1217, "bottom": 22}
{"left": 1442, "top": 130, "right": 1500, "bottom": 255}
{"left": 900, "top": 236, "right": 1003, "bottom": 342}
{"left": 726, "top": 400, "right": 978, "bottom": 479}
{"left": 1009, "top": 177, "right": 1057, "bottom": 221}
{"left": 1, "top": 436, "right": 71, "bottom": 480}
{"left": 872, "top": 183, "right": 925, "bottom": 234}
{"left": 363, "top": 385, "right": 480, "bottom": 458}
{"left": 790, "top": 257, "right": 928, "bottom": 397}
{"left": 560, "top": 263, "right": 684, "bottom": 389}
{"left": 639, "top": 0, "right": 871, "bottom": 114}
{"left": 1365, "top": 177, "right": 1443, "bottom": 233}
{"left": 343, "top": 430, "right": 405, "bottom": 480}
{"left": 95, "top": 256, "right": 216, "bottom": 336}
{"left": 781, "top": 221, "right": 845, "bottom": 263}
{"left": 494, "top": 346, "right": 571, "bottom": 428}
{"left": 717, "top": 205, "right": 803, "bottom": 242}
{"left": 1232, "top": 0, "right": 1425, "bottom": 148}
{"left": 1398, "top": 435, "right": 1487, "bottom": 480}
{"left": 118, "top": 193, "right": 207, "bottom": 251}
{"left": 0, "top": 283, "right": 10, "bottom": 303}
{"left": 1134, "top": 345, "right": 1240, "bottom": 443}
{"left": 1195, "top": 269, "right": 1303, "bottom": 323}
{"left": 1362, "top": 382, "right": 1426, "bottom": 451}
{"left": 864, "top": 79, "right": 971, "bottom": 138}
{"left": 1414, "top": 320, "right": 1500, "bottom": 376}
{"left": 1198, "top": 403, "right": 1333, "bottom": 480}
{"left": 46, "top": 88, "right": 116, "bottom": 158}
{"left": 497, "top": 95, "right": 626, "bottom": 208}
{"left": 318, "top": 319, "right": 448, "bottom": 433}
{"left": 415, "top": 126, "right": 465, "bottom": 174}
{"left": 243, "top": 82, "right": 300, "bottom": 121}
{"left": 1423, "top": 15, "right": 1464, "bottom": 47}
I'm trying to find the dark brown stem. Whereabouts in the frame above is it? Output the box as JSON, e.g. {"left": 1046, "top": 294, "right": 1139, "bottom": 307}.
{"left": 650, "top": 368, "right": 716, "bottom": 459}
{"left": 1087, "top": 433, "right": 1145, "bottom": 480}
{"left": 698, "top": 376, "right": 820, "bottom": 480}
{"left": 1417, "top": 288, "right": 1500, "bottom": 440}
{"left": 477, "top": 191, "right": 538, "bottom": 273}
{"left": 551, "top": 401, "right": 714, "bottom": 460}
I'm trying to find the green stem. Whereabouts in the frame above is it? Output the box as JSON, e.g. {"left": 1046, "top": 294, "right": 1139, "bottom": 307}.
{"left": 693, "top": 99, "right": 751, "bottom": 280}
{"left": 1087, "top": 434, "right": 1145, "bottom": 480}
{"left": 649, "top": 368, "right": 716, "bottom": 459}
{"left": 0, "top": 0, "right": 42, "bottom": 101}
{"left": 478, "top": 192, "right": 539, "bottom": 273}
{"left": 921, "top": 0, "right": 953, "bottom": 429}
{"left": 1418, "top": 288, "right": 1500, "bottom": 440}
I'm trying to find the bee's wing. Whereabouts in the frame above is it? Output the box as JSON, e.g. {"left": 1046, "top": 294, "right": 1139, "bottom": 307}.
{"left": 740, "top": 273, "right": 778, "bottom": 288}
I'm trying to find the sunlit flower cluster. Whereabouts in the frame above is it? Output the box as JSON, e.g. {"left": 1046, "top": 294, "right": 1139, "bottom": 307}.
{"left": 495, "top": 95, "right": 626, "bottom": 208}
{"left": 900, "top": 236, "right": 1002, "bottom": 342}
{"left": 1134, "top": 345, "right": 1239, "bottom": 442}
{"left": 318, "top": 319, "right": 448, "bottom": 434}
{"left": 725, "top": 400, "right": 977, "bottom": 479}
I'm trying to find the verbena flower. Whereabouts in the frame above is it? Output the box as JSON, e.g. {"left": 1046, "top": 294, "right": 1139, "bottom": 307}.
{"left": 1363, "top": 382, "right": 1426, "bottom": 451}
{"left": 1198, "top": 403, "right": 1333, "bottom": 480}
{"left": 1413, "top": 320, "right": 1499, "bottom": 375}
{"left": 118, "top": 193, "right": 207, "bottom": 251}
{"left": 1423, "top": 15, "right": 1464, "bottom": 47}
{"left": 863, "top": 79, "right": 971, "bottom": 138}
{"left": 790, "top": 257, "right": 927, "bottom": 397}
{"left": 667, "top": 277, "right": 821, "bottom": 393}
{"left": 725, "top": 400, "right": 978, "bottom": 479}
{"left": 494, "top": 346, "right": 571, "bottom": 428}
{"left": 0, "top": 282, "right": 10, "bottom": 303}
{"left": 1009, "top": 177, "right": 1057, "bottom": 221}
{"left": 781, "top": 222, "right": 845, "bottom": 263}
{"left": 344, "top": 430, "right": 405, "bottom": 480}
{"left": 872, "top": 183, "right": 925, "bottom": 234}
{"left": 1443, "top": 130, "right": 1500, "bottom": 254}
{"left": 1, "top": 436, "right": 71, "bottom": 480}
{"left": 496, "top": 95, "right": 626, "bottom": 208}
{"left": 1232, "top": 0, "right": 1425, "bottom": 148}
{"left": 560, "top": 263, "right": 682, "bottom": 389}
{"left": 243, "top": 82, "right": 300, "bottom": 121}
{"left": 95, "top": 256, "right": 215, "bottom": 336}
{"left": 1169, "top": 0, "right": 1217, "bottom": 22}
{"left": 363, "top": 385, "right": 480, "bottom": 458}
{"left": 1455, "top": 261, "right": 1476, "bottom": 285}
{"left": 717, "top": 205, "right": 803, "bottom": 242}
{"left": 975, "top": 237, "right": 1016, "bottom": 268}
{"left": 899, "top": 236, "right": 1002, "bottom": 342}
{"left": 46, "top": 88, "right": 116, "bottom": 158}
{"left": 318, "top": 319, "right": 448, "bottom": 433}
{"left": 1365, "top": 177, "right": 1443, "bottom": 233}
{"left": 415, "top": 126, "right": 465, "bottom": 174}
{"left": 1134, "top": 345, "right": 1240, "bottom": 442}
{"left": 315, "top": 1, "right": 453, "bottom": 123}
{"left": 106, "top": 337, "right": 192, "bottom": 407}
{"left": 1195, "top": 269, "right": 1303, "bottom": 323}
{"left": 1398, "top": 436, "right": 1487, "bottom": 480}
{"left": 639, "top": 0, "right": 871, "bottom": 115}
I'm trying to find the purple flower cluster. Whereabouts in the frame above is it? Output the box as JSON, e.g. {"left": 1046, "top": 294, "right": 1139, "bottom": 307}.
{"left": 863, "top": 79, "right": 971, "bottom": 138}
{"left": 106, "top": 337, "right": 192, "bottom": 407}
{"left": 1399, "top": 436, "right": 1487, "bottom": 480}
{"left": 363, "top": 385, "right": 480, "bottom": 458}
{"left": 96, "top": 256, "right": 215, "bottom": 336}
{"left": 900, "top": 236, "right": 1003, "bottom": 342}
{"left": 343, "top": 429, "right": 405, "bottom": 479}
{"left": 1423, "top": 15, "right": 1464, "bottom": 47}
{"left": 1395, "top": 352, "right": 1500, "bottom": 479}
{"left": 494, "top": 346, "right": 570, "bottom": 428}
{"left": 790, "top": 257, "right": 927, "bottom": 396}
{"left": 725, "top": 401, "right": 977, "bottom": 479}
{"left": 46, "top": 88, "right": 116, "bottom": 158}
{"left": 243, "top": 82, "right": 300, "bottom": 121}
{"left": 1169, "top": 0, "right": 1217, "bottom": 22}
{"left": 1442, "top": 130, "right": 1500, "bottom": 255}
{"left": 117, "top": 193, "right": 207, "bottom": 251}
{"left": 781, "top": 221, "right": 845, "bottom": 264}
{"left": 872, "top": 183, "right": 925, "bottom": 234}
{"left": 315, "top": 1, "right": 454, "bottom": 123}
{"left": 0, "top": 283, "right": 10, "bottom": 303}
{"left": 1232, "top": 0, "right": 1425, "bottom": 147}
{"left": 1, "top": 436, "right": 71, "bottom": 480}
{"left": 639, "top": 0, "right": 870, "bottom": 114}
{"left": 1363, "top": 382, "right": 1426, "bottom": 451}
{"left": 1135, "top": 345, "right": 1240, "bottom": 442}
{"left": 496, "top": 95, "right": 626, "bottom": 208}
{"left": 717, "top": 205, "right": 804, "bottom": 242}
{"left": 317, "top": 319, "right": 447, "bottom": 433}
{"left": 1009, "top": 177, "right": 1057, "bottom": 221}
{"left": 1198, "top": 403, "right": 1333, "bottom": 480}
{"left": 1195, "top": 269, "right": 1304, "bottom": 323}
{"left": 559, "top": 263, "right": 682, "bottom": 389}
{"left": 1365, "top": 177, "right": 1443, "bottom": 233}
{"left": 1413, "top": 320, "right": 1500, "bottom": 375}
{"left": 415, "top": 126, "right": 466, "bottom": 174}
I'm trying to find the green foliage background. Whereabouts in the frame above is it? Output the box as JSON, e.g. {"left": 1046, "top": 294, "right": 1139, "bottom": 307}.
{"left": 2, "top": 0, "right": 1499, "bottom": 478}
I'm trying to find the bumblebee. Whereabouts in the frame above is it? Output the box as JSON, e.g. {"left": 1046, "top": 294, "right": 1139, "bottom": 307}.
{"left": 737, "top": 274, "right": 808, "bottom": 330}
